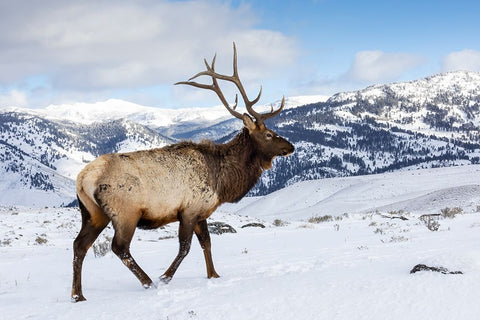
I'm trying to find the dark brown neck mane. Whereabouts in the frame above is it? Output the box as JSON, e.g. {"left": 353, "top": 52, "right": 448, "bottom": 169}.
{"left": 198, "top": 128, "right": 266, "bottom": 203}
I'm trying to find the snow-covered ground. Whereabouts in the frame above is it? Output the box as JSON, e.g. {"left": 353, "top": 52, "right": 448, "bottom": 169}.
{"left": 221, "top": 164, "right": 480, "bottom": 219}
{"left": 1, "top": 165, "right": 480, "bottom": 319}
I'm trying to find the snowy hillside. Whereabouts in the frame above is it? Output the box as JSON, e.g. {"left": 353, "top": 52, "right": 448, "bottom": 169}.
{"left": 223, "top": 164, "right": 480, "bottom": 219}
{"left": 1, "top": 165, "right": 480, "bottom": 319}
{"left": 0, "top": 112, "right": 172, "bottom": 206}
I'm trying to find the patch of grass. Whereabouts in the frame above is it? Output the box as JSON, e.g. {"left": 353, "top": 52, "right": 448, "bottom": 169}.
{"left": 1, "top": 238, "right": 12, "bottom": 246}
{"left": 158, "top": 235, "right": 176, "bottom": 240}
{"left": 440, "top": 207, "right": 463, "bottom": 219}
{"left": 389, "top": 235, "right": 408, "bottom": 243}
{"left": 272, "top": 219, "right": 289, "bottom": 227}
{"left": 308, "top": 215, "right": 333, "bottom": 224}
{"left": 388, "top": 209, "right": 405, "bottom": 215}
{"left": 298, "top": 224, "right": 314, "bottom": 229}
{"left": 35, "top": 235, "right": 48, "bottom": 245}
{"left": 419, "top": 214, "right": 441, "bottom": 231}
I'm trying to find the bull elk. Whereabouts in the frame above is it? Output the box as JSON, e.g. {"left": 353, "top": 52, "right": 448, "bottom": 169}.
{"left": 71, "top": 43, "right": 294, "bottom": 302}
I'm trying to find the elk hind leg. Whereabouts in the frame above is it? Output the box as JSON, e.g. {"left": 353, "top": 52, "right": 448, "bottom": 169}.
{"left": 195, "top": 219, "right": 219, "bottom": 279}
{"left": 72, "top": 197, "right": 110, "bottom": 302}
{"left": 111, "top": 217, "right": 153, "bottom": 288}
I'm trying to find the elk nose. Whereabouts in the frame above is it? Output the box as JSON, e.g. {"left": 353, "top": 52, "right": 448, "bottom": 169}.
{"left": 282, "top": 144, "right": 295, "bottom": 156}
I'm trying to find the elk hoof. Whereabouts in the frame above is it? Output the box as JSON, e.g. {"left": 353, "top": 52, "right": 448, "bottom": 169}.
{"left": 208, "top": 273, "right": 220, "bottom": 279}
{"left": 71, "top": 294, "right": 86, "bottom": 303}
{"left": 159, "top": 275, "right": 172, "bottom": 284}
{"left": 143, "top": 281, "right": 157, "bottom": 289}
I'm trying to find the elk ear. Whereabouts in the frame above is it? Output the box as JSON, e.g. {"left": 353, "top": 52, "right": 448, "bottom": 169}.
{"left": 242, "top": 113, "right": 257, "bottom": 133}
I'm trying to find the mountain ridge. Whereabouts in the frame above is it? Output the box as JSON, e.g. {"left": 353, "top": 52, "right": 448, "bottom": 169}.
{"left": 1, "top": 71, "right": 479, "bottom": 206}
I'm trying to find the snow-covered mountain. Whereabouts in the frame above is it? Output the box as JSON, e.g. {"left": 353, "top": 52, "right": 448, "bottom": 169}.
{"left": 4, "top": 99, "right": 228, "bottom": 127}
{"left": 329, "top": 71, "right": 480, "bottom": 139}
{"left": 0, "top": 71, "right": 479, "bottom": 206}
{"left": 253, "top": 71, "right": 480, "bottom": 194}
{"left": 0, "top": 112, "right": 172, "bottom": 206}
{"left": 6, "top": 95, "right": 327, "bottom": 130}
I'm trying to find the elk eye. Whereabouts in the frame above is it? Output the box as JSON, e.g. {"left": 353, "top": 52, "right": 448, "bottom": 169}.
{"left": 265, "top": 132, "right": 273, "bottom": 139}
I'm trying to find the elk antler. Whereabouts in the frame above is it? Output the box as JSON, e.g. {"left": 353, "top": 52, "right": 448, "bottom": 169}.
{"left": 175, "top": 43, "right": 285, "bottom": 125}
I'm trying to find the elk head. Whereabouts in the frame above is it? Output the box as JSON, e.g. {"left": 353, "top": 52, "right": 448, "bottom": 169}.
{"left": 176, "top": 43, "right": 294, "bottom": 167}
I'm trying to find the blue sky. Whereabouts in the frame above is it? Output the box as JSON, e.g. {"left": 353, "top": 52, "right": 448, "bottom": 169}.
{"left": 0, "top": 0, "right": 479, "bottom": 109}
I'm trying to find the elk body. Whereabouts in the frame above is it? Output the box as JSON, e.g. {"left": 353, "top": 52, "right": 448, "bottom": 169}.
{"left": 71, "top": 44, "right": 294, "bottom": 302}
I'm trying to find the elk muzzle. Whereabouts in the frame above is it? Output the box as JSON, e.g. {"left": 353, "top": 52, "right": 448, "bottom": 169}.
{"left": 281, "top": 142, "right": 295, "bottom": 157}
{"left": 281, "top": 143, "right": 294, "bottom": 156}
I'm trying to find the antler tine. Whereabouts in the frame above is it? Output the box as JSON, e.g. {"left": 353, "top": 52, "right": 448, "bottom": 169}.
{"left": 182, "top": 55, "right": 215, "bottom": 83}
{"left": 256, "top": 96, "right": 285, "bottom": 122}
{"left": 251, "top": 85, "right": 262, "bottom": 106}
{"left": 210, "top": 61, "right": 242, "bottom": 118}
{"left": 208, "top": 52, "right": 243, "bottom": 117}
{"left": 232, "top": 42, "right": 238, "bottom": 77}
{"left": 229, "top": 43, "right": 265, "bottom": 122}
{"left": 230, "top": 43, "right": 283, "bottom": 125}
{"left": 175, "top": 53, "right": 243, "bottom": 119}
{"left": 175, "top": 42, "right": 285, "bottom": 123}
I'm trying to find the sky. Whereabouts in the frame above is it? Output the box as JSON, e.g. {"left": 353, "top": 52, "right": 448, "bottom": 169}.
{"left": 0, "top": 0, "right": 479, "bottom": 109}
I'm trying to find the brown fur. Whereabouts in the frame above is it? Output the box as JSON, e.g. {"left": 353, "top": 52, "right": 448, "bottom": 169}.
{"left": 178, "top": 128, "right": 266, "bottom": 203}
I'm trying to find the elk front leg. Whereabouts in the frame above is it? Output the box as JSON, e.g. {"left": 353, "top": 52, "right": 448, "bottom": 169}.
{"left": 195, "top": 220, "right": 220, "bottom": 279}
{"left": 160, "top": 217, "right": 196, "bottom": 283}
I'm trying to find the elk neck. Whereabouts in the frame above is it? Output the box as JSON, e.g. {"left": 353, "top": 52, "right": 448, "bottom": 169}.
{"left": 201, "top": 128, "right": 265, "bottom": 203}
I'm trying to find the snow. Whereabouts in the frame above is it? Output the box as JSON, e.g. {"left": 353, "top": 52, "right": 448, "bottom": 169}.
{"left": 223, "top": 165, "right": 480, "bottom": 220}
{"left": 0, "top": 166, "right": 75, "bottom": 207}
{"left": 1, "top": 164, "right": 480, "bottom": 319}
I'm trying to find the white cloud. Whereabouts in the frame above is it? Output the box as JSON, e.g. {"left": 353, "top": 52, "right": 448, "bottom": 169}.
{"left": 345, "top": 50, "right": 423, "bottom": 83}
{"left": 0, "top": 90, "right": 28, "bottom": 107}
{"left": 0, "top": 1, "right": 298, "bottom": 107}
{"left": 442, "top": 49, "right": 480, "bottom": 72}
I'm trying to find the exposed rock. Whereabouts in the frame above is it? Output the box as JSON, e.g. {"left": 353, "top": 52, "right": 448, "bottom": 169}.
{"left": 410, "top": 264, "right": 463, "bottom": 274}
{"left": 241, "top": 223, "right": 266, "bottom": 229}
{"left": 207, "top": 222, "right": 237, "bottom": 235}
